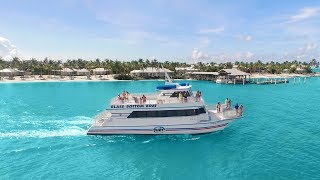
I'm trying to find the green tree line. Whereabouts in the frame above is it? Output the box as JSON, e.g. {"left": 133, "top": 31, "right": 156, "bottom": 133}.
{"left": 0, "top": 57, "right": 317, "bottom": 75}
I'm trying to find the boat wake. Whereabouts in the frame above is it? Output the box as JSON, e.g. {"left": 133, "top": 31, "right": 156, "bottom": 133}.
{"left": 0, "top": 116, "right": 92, "bottom": 139}
{"left": 0, "top": 126, "right": 87, "bottom": 138}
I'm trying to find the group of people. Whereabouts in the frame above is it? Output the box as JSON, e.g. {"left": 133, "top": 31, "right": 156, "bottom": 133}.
{"left": 216, "top": 98, "right": 243, "bottom": 116}
{"left": 234, "top": 103, "right": 243, "bottom": 117}
{"left": 195, "top": 91, "right": 202, "bottom": 102}
{"left": 118, "top": 91, "right": 148, "bottom": 104}
{"left": 133, "top": 94, "right": 147, "bottom": 104}
{"left": 178, "top": 91, "right": 189, "bottom": 102}
{"left": 117, "top": 91, "right": 130, "bottom": 103}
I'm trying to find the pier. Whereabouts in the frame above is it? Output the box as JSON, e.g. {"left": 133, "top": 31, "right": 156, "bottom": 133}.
{"left": 254, "top": 78, "right": 289, "bottom": 85}
{"left": 251, "top": 76, "right": 311, "bottom": 85}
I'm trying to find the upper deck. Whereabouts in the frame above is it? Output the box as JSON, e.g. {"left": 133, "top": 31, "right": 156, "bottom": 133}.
{"left": 110, "top": 91, "right": 202, "bottom": 106}
{"left": 109, "top": 82, "right": 204, "bottom": 109}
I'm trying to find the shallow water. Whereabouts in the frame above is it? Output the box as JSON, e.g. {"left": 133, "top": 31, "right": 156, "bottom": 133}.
{"left": 1, "top": 79, "right": 320, "bottom": 179}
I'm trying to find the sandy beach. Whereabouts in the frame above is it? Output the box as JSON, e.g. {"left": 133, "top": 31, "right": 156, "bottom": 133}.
{"left": 0, "top": 75, "right": 117, "bottom": 83}
{"left": 0, "top": 73, "right": 319, "bottom": 83}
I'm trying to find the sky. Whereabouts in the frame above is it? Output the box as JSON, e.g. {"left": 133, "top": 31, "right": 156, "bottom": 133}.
{"left": 1, "top": 0, "right": 320, "bottom": 63}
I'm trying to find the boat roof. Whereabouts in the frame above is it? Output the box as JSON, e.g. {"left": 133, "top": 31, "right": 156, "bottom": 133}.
{"left": 156, "top": 82, "right": 191, "bottom": 91}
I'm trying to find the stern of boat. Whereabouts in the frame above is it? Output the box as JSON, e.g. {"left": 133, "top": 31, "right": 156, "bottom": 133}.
{"left": 87, "top": 111, "right": 111, "bottom": 135}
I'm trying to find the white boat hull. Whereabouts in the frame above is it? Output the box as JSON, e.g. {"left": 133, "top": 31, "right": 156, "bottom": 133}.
{"left": 87, "top": 118, "right": 234, "bottom": 135}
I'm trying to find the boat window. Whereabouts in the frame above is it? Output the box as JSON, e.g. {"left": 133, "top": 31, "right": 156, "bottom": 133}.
{"left": 170, "top": 91, "right": 179, "bottom": 97}
{"left": 199, "top": 107, "right": 206, "bottom": 114}
{"left": 127, "top": 108, "right": 206, "bottom": 118}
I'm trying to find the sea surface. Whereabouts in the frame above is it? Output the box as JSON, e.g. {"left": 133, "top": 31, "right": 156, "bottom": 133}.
{"left": 1, "top": 78, "right": 320, "bottom": 179}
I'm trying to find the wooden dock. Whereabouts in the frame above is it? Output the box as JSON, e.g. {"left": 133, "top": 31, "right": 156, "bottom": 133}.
{"left": 251, "top": 78, "right": 289, "bottom": 85}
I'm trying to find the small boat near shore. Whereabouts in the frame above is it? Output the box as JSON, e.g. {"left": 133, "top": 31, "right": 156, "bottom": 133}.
{"left": 87, "top": 73, "right": 243, "bottom": 135}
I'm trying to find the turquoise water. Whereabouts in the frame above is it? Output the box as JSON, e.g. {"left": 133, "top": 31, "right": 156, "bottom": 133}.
{"left": 1, "top": 79, "right": 320, "bottom": 179}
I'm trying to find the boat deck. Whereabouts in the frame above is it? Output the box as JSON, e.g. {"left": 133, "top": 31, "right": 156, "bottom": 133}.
{"left": 110, "top": 92, "right": 201, "bottom": 105}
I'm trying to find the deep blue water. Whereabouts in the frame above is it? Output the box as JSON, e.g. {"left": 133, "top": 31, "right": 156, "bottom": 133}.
{"left": 1, "top": 79, "right": 320, "bottom": 179}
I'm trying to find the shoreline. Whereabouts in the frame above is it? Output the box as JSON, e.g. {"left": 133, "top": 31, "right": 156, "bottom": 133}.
{"left": 0, "top": 73, "right": 319, "bottom": 84}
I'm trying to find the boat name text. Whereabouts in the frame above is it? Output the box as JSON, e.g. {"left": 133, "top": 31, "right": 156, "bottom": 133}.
{"left": 111, "top": 104, "right": 157, "bottom": 108}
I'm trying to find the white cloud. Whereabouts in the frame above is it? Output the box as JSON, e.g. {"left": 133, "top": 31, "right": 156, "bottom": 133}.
{"left": 245, "top": 51, "right": 254, "bottom": 58}
{"left": 192, "top": 48, "right": 208, "bottom": 59}
{"left": 294, "top": 43, "right": 318, "bottom": 60}
{"left": 211, "top": 52, "right": 255, "bottom": 61}
{"left": 198, "top": 26, "right": 225, "bottom": 34}
{"left": 199, "top": 37, "right": 211, "bottom": 47}
{"left": 306, "top": 43, "right": 317, "bottom": 51}
{"left": 286, "top": 7, "right": 320, "bottom": 23}
{"left": 245, "top": 35, "right": 252, "bottom": 41}
{"left": 0, "top": 36, "right": 18, "bottom": 60}
{"left": 191, "top": 49, "right": 255, "bottom": 62}
{"left": 299, "top": 43, "right": 318, "bottom": 52}
{"left": 236, "top": 35, "right": 253, "bottom": 42}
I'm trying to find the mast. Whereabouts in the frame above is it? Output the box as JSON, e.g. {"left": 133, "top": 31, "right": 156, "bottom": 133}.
{"left": 162, "top": 65, "right": 172, "bottom": 84}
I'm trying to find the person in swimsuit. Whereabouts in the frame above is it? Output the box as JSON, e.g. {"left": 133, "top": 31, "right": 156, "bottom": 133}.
{"left": 239, "top": 104, "right": 243, "bottom": 116}
{"left": 216, "top": 102, "right": 221, "bottom": 113}
{"left": 235, "top": 103, "right": 239, "bottom": 116}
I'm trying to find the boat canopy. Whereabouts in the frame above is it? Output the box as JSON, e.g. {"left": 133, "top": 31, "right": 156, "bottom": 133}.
{"left": 156, "top": 84, "right": 177, "bottom": 90}
{"left": 179, "top": 82, "right": 189, "bottom": 86}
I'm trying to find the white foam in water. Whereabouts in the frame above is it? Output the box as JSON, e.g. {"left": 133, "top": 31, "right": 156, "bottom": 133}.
{"left": 0, "top": 126, "right": 87, "bottom": 138}
{"left": 17, "top": 116, "right": 92, "bottom": 126}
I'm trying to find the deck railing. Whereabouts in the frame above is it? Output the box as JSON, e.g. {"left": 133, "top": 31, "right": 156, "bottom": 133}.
{"left": 110, "top": 93, "right": 202, "bottom": 105}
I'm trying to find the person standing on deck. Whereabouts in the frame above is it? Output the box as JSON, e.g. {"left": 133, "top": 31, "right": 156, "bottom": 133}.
{"left": 225, "top": 98, "right": 229, "bottom": 109}
{"left": 239, "top": 104, "right": 243, "bottom": 116}
{"left": 235, "top": 103, "right": 239, "bottom": 116}
{"left": 179, "top": 92, "right": 183, "bottom": 102}
{"left": 216, "top": 102, "right": 221, "bottom": 113}
{"left": 195, "top": 91, "right": 200, "bottom": 102}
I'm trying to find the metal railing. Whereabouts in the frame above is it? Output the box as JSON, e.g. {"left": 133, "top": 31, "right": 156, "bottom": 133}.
{"left": 110, "top": 93, "right": 202, "bottom": 105}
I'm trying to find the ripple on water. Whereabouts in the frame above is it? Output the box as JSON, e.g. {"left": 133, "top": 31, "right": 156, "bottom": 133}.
{"left": 1, "top": 80, "right": 320, "bottom": 179}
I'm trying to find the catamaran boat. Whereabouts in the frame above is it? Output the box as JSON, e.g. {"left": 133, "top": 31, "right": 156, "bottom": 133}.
{"left": 87, "top": 73, "right": 243, "bottom": 135}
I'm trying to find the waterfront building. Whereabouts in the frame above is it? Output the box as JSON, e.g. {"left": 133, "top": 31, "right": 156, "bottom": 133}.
{"left": 130, "top": 67, "right": 173, "bottom": 78}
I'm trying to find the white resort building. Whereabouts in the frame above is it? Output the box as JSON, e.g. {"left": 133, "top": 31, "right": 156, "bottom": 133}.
{"left": 130, "top": 67, "right": 173, "bottom": 78}
{"left": 189, "top": 68, "right": 250, "bottom": 84}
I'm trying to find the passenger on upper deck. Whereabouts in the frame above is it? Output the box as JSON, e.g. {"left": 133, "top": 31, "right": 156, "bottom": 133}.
{"left": 235, "top": 103, "right": 239, "bottom": 115}
{"left": 225, "top": 98, "right": 231, "bottom": 109}
{"left": 142, "top": 94, "right": 147, "bottom": 103}
{"left": 195, "top": 91, "right": 201, "bottom": 102}
{"left": 178, "top": 92, "right": 183, "bottom": 102}
{"left": 183, "top": 92, "right": 188, "bottom": 102}
{"left": 133, "top": 96, "right": 139, "bottom": 103}
{"left": 216, "top": 102, "right": 221, "bottom": 113}
{"left": 118, "top": 94, "right": 124, "bottom": 103}
{"left": 125, "top": 91, "right": 129, "bottom": 101}
{"left": 239, "top": 104, "right": 243, "bottom": 116}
